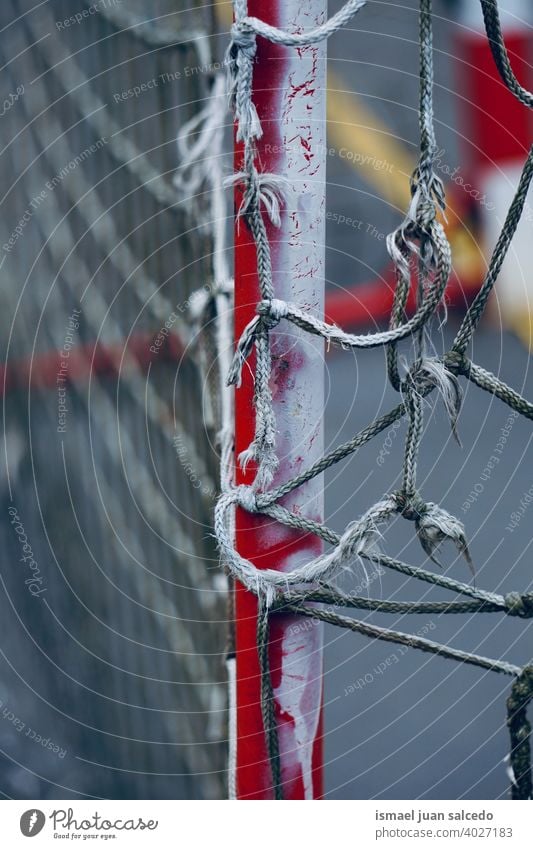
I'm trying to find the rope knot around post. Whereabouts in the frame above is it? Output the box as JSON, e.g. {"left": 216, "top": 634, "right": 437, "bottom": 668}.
{"left": 230, "top": 20, "right": 256, "bottom": 51}
{"left": 234, "top": 484, "right": 259, "bottom": 514}
{"left": 226, "top": 298, "right": 288, "bottom": 388}
{"left": 257, "top": 298, "right": 288, "bottom": 327}
{"left": 505, "top": 592, "right": 533, "bottom": 618}
{"left": 226, "top": 2, "right": 262, "bottom": 144}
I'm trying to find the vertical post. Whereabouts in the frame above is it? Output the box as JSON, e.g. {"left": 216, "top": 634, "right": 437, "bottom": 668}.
{"left": 233, "top": 1, "right": 327, "bottom": 799}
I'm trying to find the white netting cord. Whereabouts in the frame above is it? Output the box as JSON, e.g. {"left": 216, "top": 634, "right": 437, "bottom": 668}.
{"left": 173, "top": 74, "right": 235, "bottom": 492}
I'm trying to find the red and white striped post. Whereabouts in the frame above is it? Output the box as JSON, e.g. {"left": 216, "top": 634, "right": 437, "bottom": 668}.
{"left": 233, "top": 1, "right": 327, "bottom": 799}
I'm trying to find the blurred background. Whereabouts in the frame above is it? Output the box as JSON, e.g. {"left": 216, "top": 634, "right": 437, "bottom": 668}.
{"left": 0, "top": 0, "right": 532, "bottom": 801}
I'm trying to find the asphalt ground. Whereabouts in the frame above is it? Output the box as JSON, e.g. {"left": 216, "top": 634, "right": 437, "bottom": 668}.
{"left": 322, "top": 0, "right": 533, "bottom": 798}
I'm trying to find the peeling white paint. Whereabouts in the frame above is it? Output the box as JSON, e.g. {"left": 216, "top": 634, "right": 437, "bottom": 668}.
{"left": 268, "top": 0, "right": 327, "bottom": 797}
{"left": 274, "top": 614, "right": 323, "bottom": 798}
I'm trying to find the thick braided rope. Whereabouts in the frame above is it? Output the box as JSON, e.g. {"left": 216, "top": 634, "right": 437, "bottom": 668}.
{"left": 235, "top": 0, "right": 367, "bottom": 49}
{"left": 393, "top": 380, "right": 471, "bottom": 573}
{"left": 417, "top": 0, "right": 439, "bottom": 187}
{"left": 234, "top": 192, "right": 280, "bottom": 487}
{"left": 479, "top": 0, "right": 533, "bottom": 109}
{"left": 277, "top": 587, "right": 533, "bottom": 618}
{"left": 228, "top": 495, "right": 533, "bottom": 618}
{"left": 215, "top": 488, "right": 397, "bottom": 604}
{"left": 386, "top": 243, "right": 412, "bottom": 391}
{"left": 227, "top": 244, "right": 450, "bottom": 380}
{"left": 402, "top": 386, "right": 424, "bottom": 500}
{"left": 247, "top": 494, "right": 533, "bottom": 617}
{"left": 444, "top": 352, "right": 533, "bottom": 420}
{"left": 257, "top": 601, "right": 283, "bottom": 799}
{"left": 386, "top": 0, "right": 445, "bottom": 391}
{"left": 465, "top": 361, "right": 533, "bottom": 420}
{"left": 276, "top": 603, "right": 521, "bottom": 677}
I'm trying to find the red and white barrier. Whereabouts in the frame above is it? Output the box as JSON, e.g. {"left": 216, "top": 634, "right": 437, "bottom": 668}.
{"left": 233, "top": 0, "right": 326, "bottom": 800}
{"left": 457, "top": 0, "right": 533, "bottom": 332}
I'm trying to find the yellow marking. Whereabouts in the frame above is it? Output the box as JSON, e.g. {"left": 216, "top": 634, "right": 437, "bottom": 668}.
{"left": 214, "top": 0, "right": 232, "bottom": 27}
{"left": 448, "top": 222, "right": 484, "bottom": 287}
{"left": 326, "top": 78, "right": 414, "bottom": 210}
{"left": 507, "top": 313, "right": 533, "bottom": 352}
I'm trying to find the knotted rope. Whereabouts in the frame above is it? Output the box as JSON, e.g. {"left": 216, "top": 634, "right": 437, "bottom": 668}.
{"left": 507, "top": 667, "right": 533, "bottom": 800}
{"left": 212, "top": 0, "right": 533, "bottom": 799}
